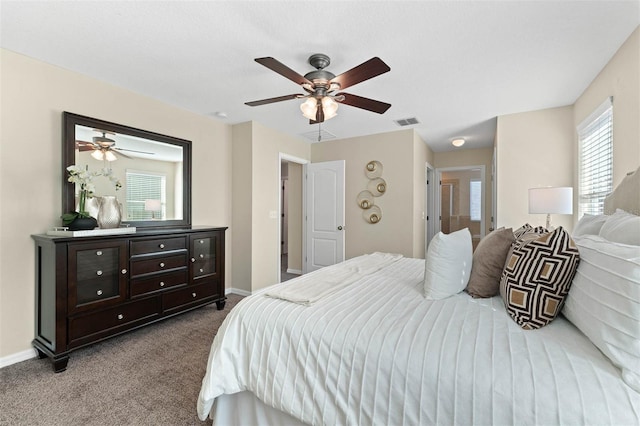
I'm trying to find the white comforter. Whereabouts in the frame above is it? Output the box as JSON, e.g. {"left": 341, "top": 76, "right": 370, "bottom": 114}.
{"left": 197, "top": 256, "right": 640, "bottom": 425}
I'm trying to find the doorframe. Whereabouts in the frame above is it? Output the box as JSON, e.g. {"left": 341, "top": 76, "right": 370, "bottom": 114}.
{"left": 435, "top": 165, "right": 486, "bottom": 239}
{"left": 425, "top": 162, "right": 436, "bottom": 251}
{"left": 278, "top": 153, "right": 309, "bottom": 283}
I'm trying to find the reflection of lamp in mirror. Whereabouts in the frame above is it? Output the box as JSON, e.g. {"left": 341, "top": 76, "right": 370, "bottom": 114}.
{"left": 357, "top": 190, "right": 374, "bottom": 209}
{"left": 91, "top": 149, "right": 117, "bottom": 162}
{"left": 144, "top": 199, "right": 162, "bottom": 220}
{"left": 363, "top": 205, "right": 382, "bottom": 224}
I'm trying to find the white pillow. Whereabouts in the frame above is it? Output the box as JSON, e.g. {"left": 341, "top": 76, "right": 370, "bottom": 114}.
{"left": 573, "top": 213, "right": 608, "bottom": 237}
{"left": 599, "top": 209, "right": 640, "bottom": 245}
{"left": 424, "top": 228, "right": 472, "bottom": 300}
{"left": 563, "top": 235, "right": 640, "bottom": 392}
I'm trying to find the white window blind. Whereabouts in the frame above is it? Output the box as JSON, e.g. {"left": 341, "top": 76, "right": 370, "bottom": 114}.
{"left": 577, "top": 97, "right": 613, "bottom": 217}
{"left": 470, "top": 179, "right": 481, "bottom": 221}
{"left": 126, "top": 171, "right": 166, "bottom": 220}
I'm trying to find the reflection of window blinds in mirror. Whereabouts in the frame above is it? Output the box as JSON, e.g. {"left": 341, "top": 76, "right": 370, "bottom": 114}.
{"left": 126, "top": 171, "right": 167, "bottom": 220}
{"left": 470, "top": 180, "right": 481, "bottom": 221}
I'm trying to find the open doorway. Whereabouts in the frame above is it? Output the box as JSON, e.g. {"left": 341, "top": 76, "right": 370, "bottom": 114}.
{"left": 278, "top": 154, "right": 308, "bottom": 282}
{"left": 435, "top": 166, "right": 486, "bottom": 251}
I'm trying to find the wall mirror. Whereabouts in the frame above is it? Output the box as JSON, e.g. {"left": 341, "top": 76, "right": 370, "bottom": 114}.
{"left": 63, "top": 112, "right": 192, "bottom": 229}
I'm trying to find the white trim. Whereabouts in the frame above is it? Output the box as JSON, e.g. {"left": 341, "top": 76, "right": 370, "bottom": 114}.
{"left": 577, "top": 96, "right": 613, "bottom": 132}
{"left": 225, "top": 287, "right": 251, "bottom": 297}
{"left": 425, "top": 162, "right": 436, "bottom": 252}
{"left": 278, "top": 153, "right": 309, "bottom": 284}
{"left": 0, "top": 348, "right": 37, "bottom": 369}
{"left": 286, "top": 268, "right": 302, "bottom": 275}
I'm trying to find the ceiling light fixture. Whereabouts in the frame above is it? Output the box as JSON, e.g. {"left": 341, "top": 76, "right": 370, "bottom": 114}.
{"left": 452, "top": 138, "right": 465, "bottom": 147}
{"left": 300, "top": 96, "right": 339, "bottom": 122}
{"left": 90, "top": 149, "right": 117, "bottom": 162}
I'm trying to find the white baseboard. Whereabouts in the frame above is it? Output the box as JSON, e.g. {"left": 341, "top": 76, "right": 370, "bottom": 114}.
{"left": 0, "top": 348, "right": 37, "bottom": 369}
{"left": 225, "top": 287, "right": 251, "bottom": 297}
{"left": 287, "top": 268, "right": 302, "bottom": 275}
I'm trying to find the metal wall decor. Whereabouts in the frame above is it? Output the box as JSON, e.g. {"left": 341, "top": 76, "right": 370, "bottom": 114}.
{"left": 359, "top": 161, "right": 387, "bottom": 224}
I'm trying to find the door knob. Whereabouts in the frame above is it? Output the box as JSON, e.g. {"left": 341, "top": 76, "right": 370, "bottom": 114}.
{"left": 337, "top": 226, "right": 343, "bottom": 231}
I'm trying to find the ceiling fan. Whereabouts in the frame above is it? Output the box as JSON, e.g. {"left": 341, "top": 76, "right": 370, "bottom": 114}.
{"left": 245, "top": 53, "right": 391, "bottom": 124}
{"left": 76, "top": 130, "right": 154, "bottom": 161}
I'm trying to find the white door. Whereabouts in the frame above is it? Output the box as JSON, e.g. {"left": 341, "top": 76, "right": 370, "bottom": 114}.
{"left": 304, "top": 160, "right": 345, "bottom": 273}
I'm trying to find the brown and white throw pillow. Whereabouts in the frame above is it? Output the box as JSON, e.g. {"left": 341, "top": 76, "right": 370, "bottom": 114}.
{"left": 466, "top": 227, "right": 515, "bottom": 298}
{"left": 500, "top": 227, "right": 580, "bottom": 330}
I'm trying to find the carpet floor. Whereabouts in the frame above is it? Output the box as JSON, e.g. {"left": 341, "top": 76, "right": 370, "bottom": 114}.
{"left": 0, "top": 294, "right": 243, "bottom": 426}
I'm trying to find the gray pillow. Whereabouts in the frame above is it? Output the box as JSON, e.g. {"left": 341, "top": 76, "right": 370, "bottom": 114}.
{"left": 466, "top": 227, "right": 515, "bottom": 298}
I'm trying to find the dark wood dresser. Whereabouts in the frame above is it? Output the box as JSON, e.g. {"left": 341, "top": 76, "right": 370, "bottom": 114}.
{"left": 31, "top": 226, "right": 226, "bottom": 372}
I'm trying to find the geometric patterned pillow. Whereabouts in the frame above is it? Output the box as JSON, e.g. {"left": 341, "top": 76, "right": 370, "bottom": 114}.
{"left": 499, "top": 227, "right": 580, "bottom": 330}
{"left": 513, "top": 223, "right": 548, "bottom": 239}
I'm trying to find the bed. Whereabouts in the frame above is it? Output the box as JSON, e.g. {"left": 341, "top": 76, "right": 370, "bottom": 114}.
{"left": 197, "top": 169, "right": 640, "bottom": 425}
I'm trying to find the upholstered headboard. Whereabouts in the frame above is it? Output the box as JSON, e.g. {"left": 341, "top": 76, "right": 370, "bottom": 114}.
{"left": 603, "top": 166, "right": 640, "bottom": 215}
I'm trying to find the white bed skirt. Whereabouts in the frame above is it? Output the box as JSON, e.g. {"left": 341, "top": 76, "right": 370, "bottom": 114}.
{"left": 213, "top": 391, "right": 308, "bottom": 426}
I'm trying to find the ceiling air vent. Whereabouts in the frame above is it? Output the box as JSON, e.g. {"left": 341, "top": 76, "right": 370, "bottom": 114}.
{"left": 394, "top": 117, "right": 420, "bottom": 126}
{"left": 301, "top": 128, "right": 337, "bottom": 142}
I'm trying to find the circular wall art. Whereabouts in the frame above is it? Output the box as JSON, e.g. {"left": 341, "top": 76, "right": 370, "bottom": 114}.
{"left": 367, "top": 177, "right": 387, "bottom": 196}
{"left": 357, "top": 190, "right": 374, "bottom": 209}
{"left": 365, "top": 160, "right": 383, "bottom": 179}
{"left": 363, "top": 205, "right": 382, "bottom": 224}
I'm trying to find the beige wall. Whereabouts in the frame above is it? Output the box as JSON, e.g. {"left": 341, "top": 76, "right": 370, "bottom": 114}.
{"left": 311, "top": 129, "right": 428, "bottom": 259}
{"left": 495, "top": 27, "right": 639, "bottom": 231}
{"left": 496, "top": 106, "right": 574, "bottom": 230}
{"left": 231, "top": 122, "right": 253, "bottom": 293}
{"left": 434, "top": 147, "right": 493, "bottom": 235}
{"left": 0, "top": 49, "right": 232, "bottom": 359}
{"left": 287, "top": 162, "right": 303, "bottom": 272}
{"left": 574, "top": 26, "right": 639, "bottom": 189}
{"left": 233, "top": 122, "right": 310, "bottom": 293}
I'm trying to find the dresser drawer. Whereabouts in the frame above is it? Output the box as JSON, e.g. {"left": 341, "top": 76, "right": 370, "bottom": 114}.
{"left": 162, "top": 281, "right": 220, "bottom": 313}
{"left": 130, "top": 253, "right": 187, "bottom": 277}
{"left": 130, "top": 237, "right": 187, "bottom": 256}
{"left": 68, "top": 297, "right": 160, "bottom": 344}
{"left": 130, "top": 270, "right": 188, "bottom": 298}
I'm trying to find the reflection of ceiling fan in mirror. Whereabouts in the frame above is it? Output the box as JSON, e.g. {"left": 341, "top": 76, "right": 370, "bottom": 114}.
{"left": 245, "top": 54, "right": 391, "bottom": 124}
{"left": 76, "top": 130, "right": 154, "bottom": 161}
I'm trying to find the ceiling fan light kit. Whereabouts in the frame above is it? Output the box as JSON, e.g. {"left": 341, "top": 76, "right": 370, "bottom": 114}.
{"left": 246, "top": 53, "right": 391, "bottom": 124}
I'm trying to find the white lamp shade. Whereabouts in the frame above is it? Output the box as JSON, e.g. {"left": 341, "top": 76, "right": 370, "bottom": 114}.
{"left": 528, "top": 187, "right": 573, "bottom": 214}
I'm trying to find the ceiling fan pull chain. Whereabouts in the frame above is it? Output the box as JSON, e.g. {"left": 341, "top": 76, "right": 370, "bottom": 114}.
{"left": 318, "top": 123, "right": 322, "bottom": 142}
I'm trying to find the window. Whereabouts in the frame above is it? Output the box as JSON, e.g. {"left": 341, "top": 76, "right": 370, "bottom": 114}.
{"left": 469, "top": 179, "right": 481, "bottom": 221}
{"left": 126, "top": 171, "right": 166, "bottom": 220}
{"left": 577, "top": 97, "right": 613, "bottom": 217}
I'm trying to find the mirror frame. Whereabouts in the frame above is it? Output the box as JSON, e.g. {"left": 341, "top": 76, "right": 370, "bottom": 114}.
{"left": 62, "top": 112, "right": 192, "bottom": 229}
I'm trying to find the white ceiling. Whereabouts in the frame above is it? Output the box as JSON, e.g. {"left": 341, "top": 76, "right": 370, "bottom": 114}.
{"left": 1, "top": 1, "right": 638, "bottom": 152}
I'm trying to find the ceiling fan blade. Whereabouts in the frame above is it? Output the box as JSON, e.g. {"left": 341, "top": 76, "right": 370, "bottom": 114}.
{"left": 114, "top": 147, "right": 154, "bottom": 155}
{"left": 76, "top": 140, "right": 97, "bottom": 151}
{"left": 254, "top": 57, "right": 312, "bottom": 86}
{"left": 330, "top": 57, "right": 390, "bottom": 91}
{"left": 336, "top": 92, "right": 391, "bottom": 114}
{"left": 245, "top": 94, "right": 301, "bottom": 107}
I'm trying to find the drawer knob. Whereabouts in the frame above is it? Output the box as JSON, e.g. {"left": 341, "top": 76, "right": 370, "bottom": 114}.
{"left": 199, "top": 268, "right": 204, "bottom": 273}
{"left": 97, "top": 290, "right": 103, "bottom": 296}
{"left": 199, "top": 240, "right": 204, "bottom": 244}
{"left": 159, "top": 281, "right": 165, "bottom": 287}
{"left": 121, "top": 269, "right": 127, "bottom": 275}
{"left": 117, "top": 314, "right": 124, "bottom": 320}
{"left": 96, "top": 251, "right": 103, "bottom": 256}
{"left": 159, "top": 243, "right": 165, "bottom": 249}
{"left": 191, "top": 258, "right": 196, "bottom": 263}
{"left": 159, "top": 262, "right": 165, "bottom": 268}
{"left": 192, "top": 292, "right": 197, "bottom": 298}
{"left": 96, "top": 270, "right": 103, "bottom": 276}
{"left": 199, "top": 254, "right": 204, "bottom": 258}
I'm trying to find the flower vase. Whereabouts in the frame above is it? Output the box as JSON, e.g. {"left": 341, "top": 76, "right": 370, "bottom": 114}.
{"left": 97, "top": 196, "right": 122, "bottom": 229}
